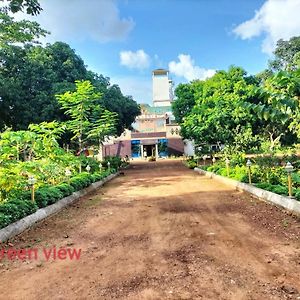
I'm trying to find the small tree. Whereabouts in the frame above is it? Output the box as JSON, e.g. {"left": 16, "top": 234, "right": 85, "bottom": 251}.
{"left": 56, "top": 80, "right": 101, "bottom": 154}
{"left": 28, "top": 121, "right": 66, "bottom": 159}
{"left": 87, "top": 108, "right": 118, "bottom": 161}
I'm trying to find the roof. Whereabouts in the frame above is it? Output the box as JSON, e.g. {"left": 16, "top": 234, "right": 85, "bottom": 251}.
{"left": 152, "top": 68, "right": 168, "bottom": 75}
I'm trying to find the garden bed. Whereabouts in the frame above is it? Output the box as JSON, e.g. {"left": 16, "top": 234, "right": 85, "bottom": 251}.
{"left": 0, "top": 171, "right": 119, "bottom": 242}
{"left": 194, "top": 167, "right": 300, "bottom": 215}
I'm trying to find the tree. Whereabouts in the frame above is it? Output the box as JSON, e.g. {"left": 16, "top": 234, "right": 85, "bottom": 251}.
{"left": 0, "top": 129, "right": 39, "bottom": 161}
{"left": 0, "top": 0, "right": 46, "bottom": 48}
{"left": 56, "top": 80, "right": 101, "bottom": 155}
{"left": 0, "top": 42, "right": 89, "bottom": 130}
{"left": 0, "top": 12, "right": 47, "bottom": 47}
{"left": 87, "top": 109, "right": 118, "bottom": 160}
{"left": 269, "top": 36, "right": 300, "bottom": 71}
{"left": 180, "top": 66, "right": 259, "bottom": 146}
{"left": 28, "top": 121, "right": 66, "bottom": 159}
{"left": 0, "top": 0, "right": 42, "bottom": 15}
{"left": 243, "top": 70, "right": 299, "bottom": 150}
{"left": 0, "top": 41, "right": 140, "bottom": 136}
{"left": 99, "top": 84, "right": 140, "bottom": 136}
{"left": 172, "top": 81, "right": 200, "bottom": 124}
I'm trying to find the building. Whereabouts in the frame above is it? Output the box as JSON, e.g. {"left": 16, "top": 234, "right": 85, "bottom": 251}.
{"left": 103, "top": 69, "right": 185, "bottom": 159}
{"left": 152, "top": 69, "right": 173, "bottom": 107}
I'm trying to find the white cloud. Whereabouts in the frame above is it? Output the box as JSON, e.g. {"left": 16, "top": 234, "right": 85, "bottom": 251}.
{"left": 120, "top": 49, "right": 150, "bottom": 69}
{"left": 233, "top": 0, "right": 300, "bottom": 54}
{"left": 111, "top": 76, "right": 152, "bottom": 104}
{"left": 168, "top": 54, "right": 215, "bottom": 81}
{"left": 14, "top": 0, "right": 135, "bottom": 43}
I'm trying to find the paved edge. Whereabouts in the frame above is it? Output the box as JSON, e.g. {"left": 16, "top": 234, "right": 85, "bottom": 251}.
{"left": 194, "top": 167, "right": 300, "bottom": 215}
{"left": 0, "top": 172, "right": 119, "bottom": 242}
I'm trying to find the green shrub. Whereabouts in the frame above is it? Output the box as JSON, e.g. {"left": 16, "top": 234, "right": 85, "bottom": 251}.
{"left": 0, "top": 199, "right": 38, "bottom": 229}
{"left": 230, "top": 165, "right": 248, "bottom": 182}
{"left": 56, "top": 183, "right": 74, "bottom": 197}
{"left": 270, "top": 185, "right": 288, "bottom": 195}
{"left": 34, "top": 189, "right": 48, "bottom": 208}
{"left": 92, "top": 172, "right": 103, "bottom": 182}
{"left": 0, "top": 163, "right": 117, "bottom": 229}
{"left": 80, "top": 156, "right": 100, "bottom": 173}
{"left": 8, "top": 189, "right": 31, "bottom": 202}
{"left": 254, "top": 155, "right": 281, "bottom": 168}
{"left": 35, "top": 186, "right": 63, "bottom": 208}
{"left": 0, "top": 202, "right": 22, "bottom": 223}
{"left": 102, "top": 156, "right": 122, "bottom": 170}
{"left": 109, "top": 168, "right": 117, "bottom": 174}
{"left": 186, "top": 159, "right": 197, "bottom": 169}
{"left": 70, "top": 177, "right": 85, "bottom": 191}
{"left": 69, "top": 172, "right": 94, "bottom": 191}
{"left": 0, "top": 213, "right": 11, "bottom": 229}
{"left": 8, "top": 199, "right": 38, "bottom": 215}
{"left": 295, "top": 189, "right": 300, "bottom": 201}
{"left": 76, "top": 172, "right": 93, "bottom": 187}
{"left": 255, "top": 182, "right": 272, "bottom": 190}
{"left": 291, "top": 173, "right": 300, "bottom": 188}
{"left": 207, "top": 163, "right": 224, "bottom": 173}
{"left": 255, "top": 183, "right": 288, "bottom": 196}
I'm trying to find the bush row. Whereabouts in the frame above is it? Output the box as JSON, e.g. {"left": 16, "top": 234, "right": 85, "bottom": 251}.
{"left": 0, "top": 168, "right": 116, "bottom": 229}
{"left": 203, "top": 164, "right": 300, "bottom": 201}
{"left": 255, "top": 183, "right": 300, "bottom": 201}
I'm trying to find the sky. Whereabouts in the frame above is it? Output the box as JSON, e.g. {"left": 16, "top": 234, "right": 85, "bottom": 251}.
{"left": 14, "top": 0, "right": 300, "bottom": 104}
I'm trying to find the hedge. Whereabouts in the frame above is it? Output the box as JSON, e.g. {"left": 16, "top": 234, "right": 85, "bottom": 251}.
{"left": 0, "top": 168, "right": 117, "bottom": 229}
{"left": 0, "top": 199, "right": 38, "bottom": 227}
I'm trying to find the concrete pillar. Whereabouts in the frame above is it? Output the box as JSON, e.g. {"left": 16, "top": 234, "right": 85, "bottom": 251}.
{"left": 155, "top": 143, "right": 159, "bottom": 160}
{"left": 140, "top": 144, "right": 143, "bottom": 159}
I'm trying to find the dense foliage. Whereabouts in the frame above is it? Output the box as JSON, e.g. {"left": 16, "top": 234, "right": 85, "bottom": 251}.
{"left": 0, "top": 1, "right": 134, "bottom": 229}
{"left": 173, "top": 37, "right": 300, "bottom": 153}
{"left": 192, "top": 154, "right": 300, "bottom": 201}
{"left": 0, "top": 42, "right": 140, "bottom": 136}
{"left": 0, "top": 1, "right": 140, "bottom": 138}
{"left": 0, "top": 121, "right": 125, "bottom": 229}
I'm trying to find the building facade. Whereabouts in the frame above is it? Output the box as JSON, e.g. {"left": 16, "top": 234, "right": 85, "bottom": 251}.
{"left": 103, "top": 69, "right": 184, "bottom": 159}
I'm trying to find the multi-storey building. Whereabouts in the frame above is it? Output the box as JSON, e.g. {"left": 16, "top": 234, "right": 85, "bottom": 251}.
{"left": 103, "top": 69, "right": 186, "bottom": 159}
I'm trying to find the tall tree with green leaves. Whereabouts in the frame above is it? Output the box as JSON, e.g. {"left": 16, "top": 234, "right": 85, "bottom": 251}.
{"left": 244, "top": 70, "right": 300, "bottom": 150}
{"left": 0, "top": 0, "right": 42, "bottom": 15}
{"left": 179, "top": 66, "right": 259, "bottom": 145}
{"left": 100, "top": 84, "right": 140, "bottom": 136}
{"left": 87, "top": 108, "right": 118, "bottom": 160}
{"left": 56, "top": 80, "right": 101, "bottom": 155}
{"left": 0, "top": 0, "right": 46, "bottom": 47}
{"left": 0, "top": 12, "right": 47, "bottom": 47}
{"left": 0, "top": 41, "right": 140, "bottom": 135}
{"left": 269, "top": 36, "right": 300, "bottom": 71}
{"left": 28, "top": 121, "right": 66, "bottom": 159}
{"left": 172, "top": 81, "right": 201, "bottom": 124}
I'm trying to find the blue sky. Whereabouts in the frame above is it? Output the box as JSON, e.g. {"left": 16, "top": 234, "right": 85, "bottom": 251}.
{"left": 16, "top": 0, "right": 300, "bottom": 104}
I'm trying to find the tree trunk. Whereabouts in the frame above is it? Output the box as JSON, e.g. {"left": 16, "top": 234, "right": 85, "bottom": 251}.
{"left": 78, "top": 136, "right": 82, "bottom": 173}
{"left": 97, "top": 139, "right": 103, "bottom": 161}
{"left": 269, "top": 132, "right": 283, "bottom": 152}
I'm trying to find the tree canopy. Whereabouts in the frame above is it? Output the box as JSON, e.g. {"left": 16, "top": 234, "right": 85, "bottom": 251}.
{"left": 173, "top": 56, "right": 300, "bottom": 152}
{"left": 0, "top": 0, "right": 42, "bottom": 15}
{"left": 0, "top": 42, "right": 140, "bottom": 138}
{"left": 179, "top": 66, "right": 259, "bottom": 145}
{"left": 269, "top": 37, "right": 300, "bottom": 72}
{"left": 0, "top": 0, "right": 140, "bottom": 147}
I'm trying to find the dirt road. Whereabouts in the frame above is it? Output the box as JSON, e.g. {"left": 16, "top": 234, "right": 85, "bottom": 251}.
{"left": 0, "top": 160, "right": 300, "bottom": 299}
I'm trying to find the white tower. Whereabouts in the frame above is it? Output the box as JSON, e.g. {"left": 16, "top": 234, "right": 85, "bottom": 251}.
{"left": 152, "top": 69, "right": 173, "bottom": 107}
